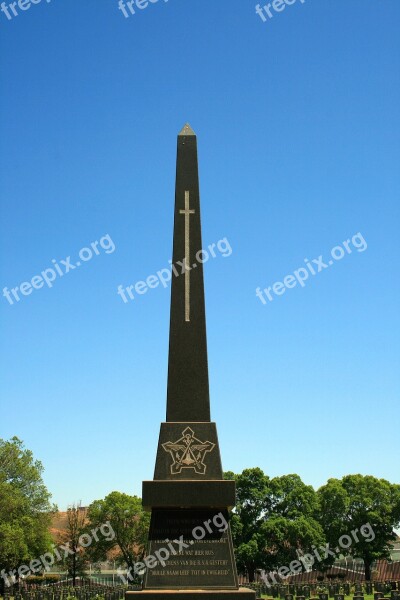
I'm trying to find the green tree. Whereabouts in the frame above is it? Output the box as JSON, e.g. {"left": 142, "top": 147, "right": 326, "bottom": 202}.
{"left": 226, "top": 469, "right": 325, "bottom": 582}
{"left": 0, "top": 437, "right": 55, "bottom": 591}
{"left": 317, "top": 474, "right": 400, "bottom": 581}
{"left": 86, "top": 492, "right": 150, "bottom": 581}
{"left": 58, "top": 503, "right": 89, "bottom": 586}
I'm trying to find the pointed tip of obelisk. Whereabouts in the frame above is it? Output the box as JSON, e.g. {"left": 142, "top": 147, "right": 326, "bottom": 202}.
{"left": 179, "top": 123, "right": 196, "bottom": 137}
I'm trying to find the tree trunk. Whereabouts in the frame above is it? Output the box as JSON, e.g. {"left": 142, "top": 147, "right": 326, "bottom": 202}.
{"left": 247, "top": 565, "right": 255, "bottom": 583}
{"left": 364, "top": 558, "right": 372, "bottom": 581}
{"left": 73, "top": 552, "right": 77, "bottom": 587}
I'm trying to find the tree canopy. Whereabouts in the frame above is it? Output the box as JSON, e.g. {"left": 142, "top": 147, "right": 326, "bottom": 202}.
{"left": 317, "top": 474, "right": 400, "bottom": 580}
{"left": 225, "top": 468, "right": 325, "bottom": 582}
{"left": 56, "top": 503, "right": 90, "bottom": 586}
{"left": 0, "top": 437, "right": 55, "bottom": 589}
{"left": 86, "top": 491, "right": 150, "bottom": 581}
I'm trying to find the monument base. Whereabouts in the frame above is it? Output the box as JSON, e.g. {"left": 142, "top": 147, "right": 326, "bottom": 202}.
{"left": 126, "top": 588, "right": 256, "bottom": 600}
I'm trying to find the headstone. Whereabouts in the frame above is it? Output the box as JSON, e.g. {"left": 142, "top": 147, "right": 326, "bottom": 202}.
{"left": 319, "top": 594, "right": 329, "bottom": 600}
{"left": 125, "top": 126, "right": 255, "bottom": 600}
{"left": 375, "top": 593, "right": 384, "bottom": 600}
{"left": 334, "top": 594, "right": 344, "bottom": 600}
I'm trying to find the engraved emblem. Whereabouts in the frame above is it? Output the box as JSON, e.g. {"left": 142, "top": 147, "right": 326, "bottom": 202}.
{"left": 162, "top": 427, "right": 215, "bottom": 475}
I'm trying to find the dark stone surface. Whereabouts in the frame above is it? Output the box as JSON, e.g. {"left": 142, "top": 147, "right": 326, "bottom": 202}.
{"left": 354, "top": 586, "right": 363, "bottom": 596}
{"left": 143, "top": 509, "right": 238, "bottom": 590}
{"left": 154, "top": 423, "right": 223, "bottom": 480}
{"left": 126, "top": 126, "right": 253, "bottom": 600}
{"left": 166, "top": 126, "right": 210, "bottom": 423}
{"left": 142, "top": 480, "right": 236, "bottom": 510}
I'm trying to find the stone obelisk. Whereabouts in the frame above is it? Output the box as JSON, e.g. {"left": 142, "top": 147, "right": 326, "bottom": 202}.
{"left": 126, "top": 125, "right": 255, "bottom": 600}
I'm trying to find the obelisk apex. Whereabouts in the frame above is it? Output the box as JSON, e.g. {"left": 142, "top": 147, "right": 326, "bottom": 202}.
{"left": 166, "top": 124, "right": 210, "bottom": 422}
{"left": 179, "top": 122, "right": 196, "bottom": 136}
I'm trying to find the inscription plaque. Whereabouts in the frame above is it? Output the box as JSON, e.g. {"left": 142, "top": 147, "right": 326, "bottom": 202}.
{"left": 144, "top": 509, "right": 238, "bottom": 590}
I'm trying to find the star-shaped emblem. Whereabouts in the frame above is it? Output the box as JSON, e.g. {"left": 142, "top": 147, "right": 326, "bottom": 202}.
{"left": 162, "top": 427, "right": 215, "bottom": 475}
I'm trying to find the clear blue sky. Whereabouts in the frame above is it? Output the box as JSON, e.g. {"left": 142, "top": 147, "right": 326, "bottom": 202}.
{"left": 1, "top": 0, "right": 399, "bottom": 510}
